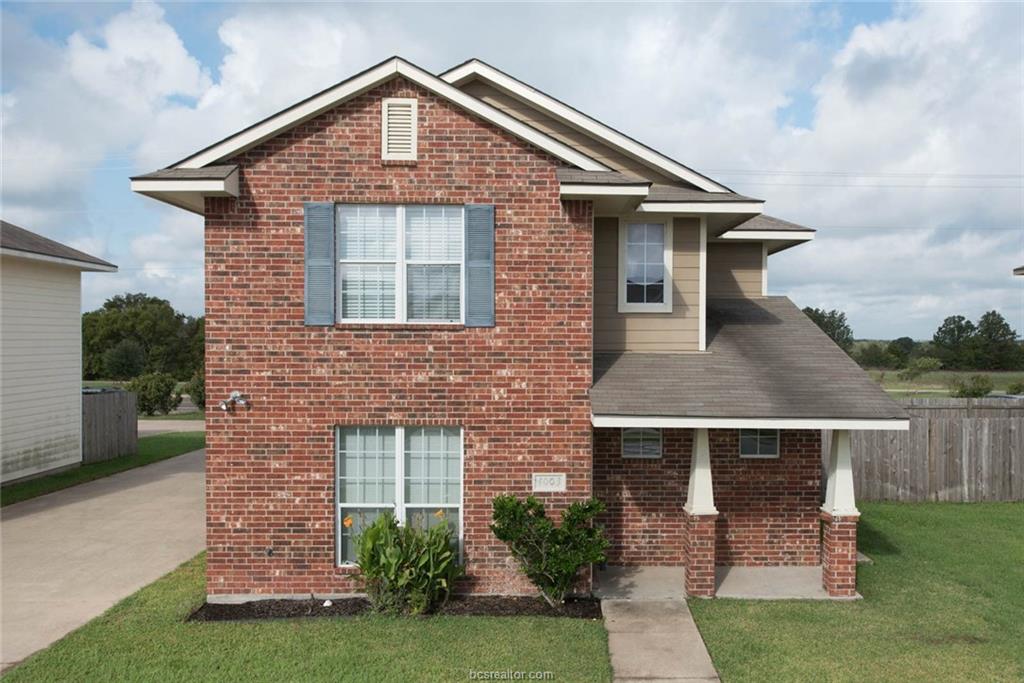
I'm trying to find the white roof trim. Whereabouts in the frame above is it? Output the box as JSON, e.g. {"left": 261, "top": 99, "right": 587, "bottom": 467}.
{"left": 174, "top": 58, "right": 607, "bottom": 172}
{"left": 592, "top": 415, "right": 910, "bottom": 431}
{"left": 560, "top": 183, "right": 649, "bottom": 198}
{"left": 130, "top": 169, "right": 240, "bottom": 214}
{"left": 442, "top": 59, "right": 731, "bottom": 193}
{"left": 718, "top": 230, "right": 814, "bottom": 242}
{"left": 636, "top": 201, "right": 764, "bottom": 214}
{"left": 1, "top": 247, "right": 117, "bottom": 272}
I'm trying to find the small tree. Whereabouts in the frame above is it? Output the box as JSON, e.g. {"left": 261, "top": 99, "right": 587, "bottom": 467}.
{"left": 897, "top": 357, "right": 942, "bottom": 382}
{"left": 184, "top": 368, "right": 205, "bottom": 410}
{"left": 887, "top": 337, "right": 917, "bottom": 368}
{"left": 491, "top": 495, "right": 608, "bottom": 607}
{"left": 102, "top": 339, "right": 146, "bottom": 380}
{"left": 948, "top": 374, "right": 994, "bottom": 398}
{"left": 128, "top": 372, "right": 182, "bottom": 415}
{"left": 802, "top": 307, "right": 854, "bottom": 354}
{"left": 856, "top": 342, "right": 896, "bottom": 369}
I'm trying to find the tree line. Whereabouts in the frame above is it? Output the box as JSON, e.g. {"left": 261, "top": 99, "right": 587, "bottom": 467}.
{"left": 803, "top": 307, "right": 1023, "bottom": 371}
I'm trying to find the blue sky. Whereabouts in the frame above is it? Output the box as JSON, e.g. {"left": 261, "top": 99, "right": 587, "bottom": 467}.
{"left": 2, "top": 1, "right": 1021, "bottom": 339}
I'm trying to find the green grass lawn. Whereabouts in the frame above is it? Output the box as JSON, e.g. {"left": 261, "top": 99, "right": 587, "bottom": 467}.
{"left": 868, "top": 369, "right": 1024, "bottom": 396}
{"left": 139, "top": 410, "right": 204, "bottom": 420}
{"left": 0, "top": 432, "right": 206, "bottom": 507}
{"left": 3, "top": 554, "right": 611, "bottom": 683}
{"left": 690, "top": 502, "right": 1024, "bottom": 682}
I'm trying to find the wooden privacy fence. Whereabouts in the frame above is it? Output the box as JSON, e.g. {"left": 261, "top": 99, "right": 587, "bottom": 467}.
{"left": 82, "top": 389, "right": 137, "bottom": 464}
{"left": 823, "top": 398, "right": 1024, "bottom": 502}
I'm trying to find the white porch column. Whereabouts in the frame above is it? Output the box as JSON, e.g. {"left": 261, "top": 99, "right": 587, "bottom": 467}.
{"left": 822, "top": 429, "right": 859, "bottom": 517}
{"left": 684, "top": 427, "right": 717, "bottom": 515}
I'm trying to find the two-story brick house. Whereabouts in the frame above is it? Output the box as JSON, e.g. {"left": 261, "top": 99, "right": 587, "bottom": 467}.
{"left": 132, "top": 57, "right": 908, "bottom": 603}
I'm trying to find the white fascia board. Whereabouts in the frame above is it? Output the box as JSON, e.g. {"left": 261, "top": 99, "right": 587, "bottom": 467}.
{"left": 592, "top": 415, "right": 911, "bottom": 431}
{"left": 129, "top": 179, "right": 235, "bottom": 195}
{"left": 1, "top": 248, "right": 117, "bottom": 272}
{"left": 636, "top": 201, "right": 764, "bottom": 215}
{"left": 174, "top": 58, "right": 606, "bottom": 172}
{"left": 441, "top": 60, "right": 730, "bottom": 193}
{"left": 559, "top": 183, "right": 649, "bottom": 198}
{"left": 719, "top": 230, "right": 814, "bottom": 242}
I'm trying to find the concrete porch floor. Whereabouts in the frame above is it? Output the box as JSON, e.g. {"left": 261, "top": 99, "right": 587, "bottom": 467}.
{"left": 595, "top": 565, "right": 843, "bottom": 600}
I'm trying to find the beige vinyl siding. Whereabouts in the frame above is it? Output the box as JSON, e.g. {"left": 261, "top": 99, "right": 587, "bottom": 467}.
{"left": 594, "top": 216, "right": 700, "bottom": 352}
{"left": 460, "top": 80, "right": 679, "bottom": 184}
{"left": 1, "top": 256, "right": 82, "bottom": 482}
{"left": 707, "top": 242, "right": 764, "bottom": 298}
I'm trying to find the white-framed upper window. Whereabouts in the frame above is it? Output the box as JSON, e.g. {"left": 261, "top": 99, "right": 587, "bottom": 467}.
{"left": 622, "top": 428, "right": 662, "bottom": 459}
{"left": 618, "top": 218, "right": 673, "bottom": 313}
{"left": 337, "top": 204, "right": 463, "bottom": 324}
{"left": 739, "top": 429, "right": 780, "bottom": 458}
{"left": 336, "top": 425, "right": 463, "bottom": 564}
{"left": 381, "top": 97, "right": 417, "bottom": 160}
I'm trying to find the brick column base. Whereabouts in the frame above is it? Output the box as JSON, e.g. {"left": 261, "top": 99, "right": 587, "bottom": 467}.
{"left": 684, "top": 512, "right": 718, "bottom": 598}
{"left": 821, "top": 511, "right": 858, "bottom": 597}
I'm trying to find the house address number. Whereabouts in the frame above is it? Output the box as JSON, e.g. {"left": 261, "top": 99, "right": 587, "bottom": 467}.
{"left": 532, "top": 473, "right": 566, "bottom": 493}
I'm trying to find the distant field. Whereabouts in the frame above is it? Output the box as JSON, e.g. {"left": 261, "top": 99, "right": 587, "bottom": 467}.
{"left": 868, "top": 369, "right": 1024, "bottom": 396}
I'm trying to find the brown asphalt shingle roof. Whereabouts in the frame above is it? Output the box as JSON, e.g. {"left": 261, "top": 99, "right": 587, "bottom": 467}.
{"left": 646, "top": 184, "right": 761, "bottom": 203}
{"left": 555, "top": 169, "right": 650, "bottom": 185}
{"left": 730, "top": 214, "right": 814, "bottom": 233}
{"left": 130, "top": 165, "right": 238, "bottom": 181}
{"left": 592, "top": 297, "right": 907, "bottom": 421}
{"left": 1, "top": 220, "right": 116, "bottom": 269}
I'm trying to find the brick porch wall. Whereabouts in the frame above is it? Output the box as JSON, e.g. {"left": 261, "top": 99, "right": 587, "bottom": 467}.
{"left": 203, "top": 77, "right": 593, "bottom": 598}
{"left": 593, "top": 428, "right": 822, "bottom": 568}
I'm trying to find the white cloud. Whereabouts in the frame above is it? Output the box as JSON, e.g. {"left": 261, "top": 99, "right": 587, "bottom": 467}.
{"left": 2, "top": 1, "right": 1021, "bottom": 337}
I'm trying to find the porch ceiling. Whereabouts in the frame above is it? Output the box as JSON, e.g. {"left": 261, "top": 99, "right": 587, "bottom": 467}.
{"left": 591, "top": 296, "right": 909, "bottom": 429}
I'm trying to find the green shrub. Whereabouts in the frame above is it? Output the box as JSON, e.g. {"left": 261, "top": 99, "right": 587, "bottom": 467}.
{"left": 102, "top": 339, "right": 146, "bottom": 380}
{"left": 354, "top": 511, "right": 463, "bottom": 615}
{"left": 490, "top": 495, "right": 609, "bottom": 607}
{"left": 897, "top": 356, "right": 943, "bottom": 382}
{"left": 948, "top": 374, "right": 994, "bottom": 398}
{"left": 1007, "top": 380, "right": 1024, "bottom": 396}
{"left": 184, "top": 369, "right": 205, "bottom": 410}
{"left": 128, "top": 372, "right": 182, "bottom": 415}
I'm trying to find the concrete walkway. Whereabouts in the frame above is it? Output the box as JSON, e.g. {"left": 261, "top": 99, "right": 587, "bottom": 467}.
{"left": 597, "top": 567, "right": 719, "bottom": 682}
{"left": 0, "top": 449, "right": 205, "bottom": 670}
{"left": 137, "top": 418, "right": 205, "bottom": 436}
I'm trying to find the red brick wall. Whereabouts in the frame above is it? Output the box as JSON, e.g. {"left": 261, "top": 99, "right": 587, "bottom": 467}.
{"left": 203, "top": 77, "right": 594, "bottom": 598}
{"left": 821, "top": 512, "right": 858, "bottom": 597}
{"left": 593, "top": 428, "right": 822, "bottom": 568}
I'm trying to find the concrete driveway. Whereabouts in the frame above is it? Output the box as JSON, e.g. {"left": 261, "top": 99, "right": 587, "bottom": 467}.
{"left": 137, "top": 419, "right": 205, "bottom": 436}
{"left": 1, "top": 449, "right": 205, "bottom": 670}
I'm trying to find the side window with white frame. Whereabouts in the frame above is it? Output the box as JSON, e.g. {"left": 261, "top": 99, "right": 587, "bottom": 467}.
{"left": 337, "top": 204, "right": 463, "bottom": 323}
{"left": 622, "top": 428, "right": 662, "bottom": 459}
{"left": 381, "top": 97, "right": 417, "bottom": 160}
{"left": 336, "top": 425, "right": 462, "bottom": 564}
{"left": 738, "top": 429, "right": 780, "bottom": 458}
{"left": 619, "top": 219, "right": 672, "bottom": 313}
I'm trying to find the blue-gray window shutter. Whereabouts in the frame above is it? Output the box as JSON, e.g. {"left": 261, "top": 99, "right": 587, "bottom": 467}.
{"left": 304, "top": 202, "right": 335, "bottom": 325}
{"left": 464, "top": 204, "right": 495, "bottom": 327}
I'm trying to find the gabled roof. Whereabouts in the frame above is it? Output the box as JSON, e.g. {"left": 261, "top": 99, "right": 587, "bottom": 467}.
{"left": 170, "top": 56, "right": 606, "bottom": 171}
{"left": 591, "top": 297, "right": 908, "bottom": 429}
{"left": 1, "top": 220, "right": 117, "bottom": 271}
{"left": 441, "top": 58, "right": 733, "bottom": 193}
{"left": 1015, "top": 265, "right": 1024, "bottom": 276}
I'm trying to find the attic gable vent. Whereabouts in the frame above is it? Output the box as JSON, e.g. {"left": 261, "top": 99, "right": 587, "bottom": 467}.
{"left": 382, "top": 97, "right": 417, "bottom": 161}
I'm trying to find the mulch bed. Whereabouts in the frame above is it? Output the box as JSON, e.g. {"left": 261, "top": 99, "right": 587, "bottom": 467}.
{"left": 189, "top": 594, "right": 601, "bottom": 622}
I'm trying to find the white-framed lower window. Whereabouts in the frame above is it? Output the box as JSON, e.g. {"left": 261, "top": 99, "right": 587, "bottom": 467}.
{"left": 336, "top": 425, "right": 463, "bottom": 564}
{"left": 337, "top": 204, "right": 464, "bottom": 323}
{"left": 618, "top": 218, "right": 673, "bottom": 313}
{"left": 622, "top": 428, "right": 662, "bottom": 459}
{"left": 738, "top": 429, "right": 780, "bottom": 458}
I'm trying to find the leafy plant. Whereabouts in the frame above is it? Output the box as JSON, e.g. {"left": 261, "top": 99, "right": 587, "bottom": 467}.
{"left": 897, "top": 356, "right": 942, "bottom": 382}
{"left": 1007, "top": 380, "right": 1024, "bottom": 396}
{"left": 184, "top": 368, "right": 205, "bottom": 410}
{"left": 490, "top": 495, "right": 609, "bottom": 608}
{"left": 948, "top": 374, "right": 994, "bottom": 398}
{"left": 802, "top": 307, "right": 855, "bottom": 354}
{"left": 354, "top": 511, "right": 463, "bottom": 615}
{"left": 128, "top": 372, "right": 182, "bottom": 415}
{"left": 102, "top": 339, "right": 146, "bottom": 380}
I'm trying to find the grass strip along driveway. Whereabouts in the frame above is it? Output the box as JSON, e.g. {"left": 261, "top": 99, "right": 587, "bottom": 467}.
{"left": 1, "top": 432, "right": 205, "bottom": 507}
{"left": 3, "top": 554, "right": 612, "bottom": 683}
{"left": 690, "top": 502, "right": 1024, "bottom": 682}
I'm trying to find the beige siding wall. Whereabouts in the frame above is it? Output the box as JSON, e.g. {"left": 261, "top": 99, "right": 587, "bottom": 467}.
{"left": 594, "top": 216, "right": 700, "bottom": 352}
{"left": 707, "top": 242, "right": 764, "bottom": 298}
{"left": 460, "top": 79, "right": 678, "bottom": 184}
{"left": 1, "top": 256, "right": 82, "bottom": 482}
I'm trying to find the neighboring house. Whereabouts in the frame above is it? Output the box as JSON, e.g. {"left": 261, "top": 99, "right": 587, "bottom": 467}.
{"left": 1, "top": 221, "right": 117, "bottom": 483}
{"left": 131, "top": 56, "right": 908, "bottom": 602}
